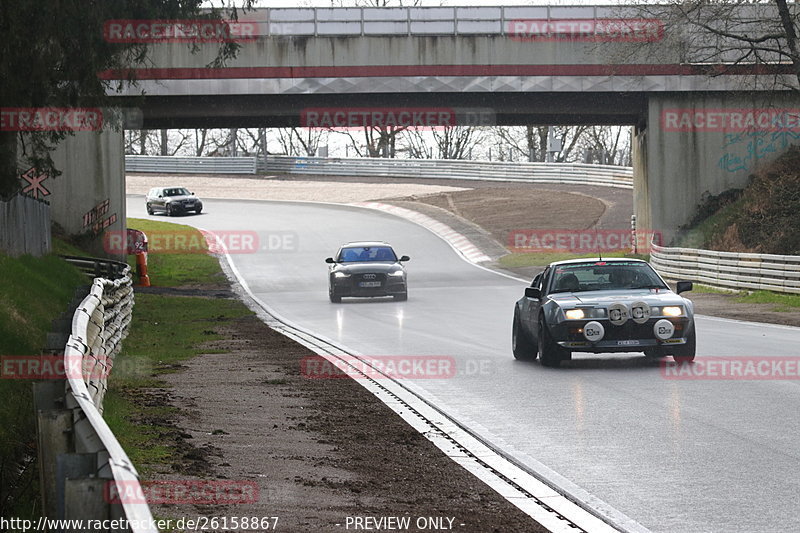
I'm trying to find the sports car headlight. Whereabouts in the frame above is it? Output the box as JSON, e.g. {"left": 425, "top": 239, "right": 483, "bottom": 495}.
{"left": 565, "top": 309, "right": 585, "bottom": 320}
{"left": 662, "top": 306, "right": 683, "bottom": 317}
{"left": 388, "top": 270, "right": 404, "bottom": 276}
{"left": 334, "top": 272, "right": 350, "bottom": 278}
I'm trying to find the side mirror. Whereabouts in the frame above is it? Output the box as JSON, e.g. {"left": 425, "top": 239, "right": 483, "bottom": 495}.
{"left": 399, "top": 255, "right": 410, "bottom": 262}
{"left": 191, "top": 192, "right": 195, "bottom": 195}
{"left": 325, "top": 257, "right": 336, "bottom": 264}
{"left": 525, "top": 287, "right": 541, "bottom": 299}
{"left": 676, "top": 281, "right": 693, "bottom": 294}
{"left": 158, "top": 194, "right": 163, "bottom": 198}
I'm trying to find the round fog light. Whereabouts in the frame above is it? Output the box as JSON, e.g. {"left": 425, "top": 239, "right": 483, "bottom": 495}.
{"left": 583, "top": 321, "right": 605, "bottom": 342}
{"left": 654, "top": 319, "right": 675, "bottom": 340}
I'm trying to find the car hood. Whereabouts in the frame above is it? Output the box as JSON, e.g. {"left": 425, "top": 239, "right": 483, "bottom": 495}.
{"left": 334, "top": 262, "right": 403, "bottom": 274}
{"left": 165, "top": 195, "right": 197, "bottom": 201}
{"left": 548, "top": 289, "right": 686, "bottom": 307}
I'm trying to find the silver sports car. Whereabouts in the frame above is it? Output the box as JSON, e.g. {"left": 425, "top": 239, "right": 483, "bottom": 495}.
{"left": 512, "top": 258, "right": 696, "bottom": 367}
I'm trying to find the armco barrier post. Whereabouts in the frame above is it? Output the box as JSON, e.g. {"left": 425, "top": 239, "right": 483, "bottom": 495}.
{"left": 57, "top": 453, "right": 98, "bottom": 520}
{"left": 65, "top": 478, "right": 109, "bottom": 529}
{"left": 36, "top": 409, "right": 74, "bottom": 521}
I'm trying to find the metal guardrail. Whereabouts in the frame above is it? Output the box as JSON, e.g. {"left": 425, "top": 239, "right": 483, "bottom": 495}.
{"left": 263, "top": 156, "right": 634, "bottom": 189}
{"left": 123, "top": 154, "right": 634, "bottom": 188}
{"left": 62, "top": 255, "right": 131, "bottom": 280}
{"left": 39, "top": 259, "right": 156, "bottom": 531}
{"left": 126, "top": 155, "right": 257, "bottom": 174}
{"left": 650, "top": 243, "right": 800, "bottom": 294}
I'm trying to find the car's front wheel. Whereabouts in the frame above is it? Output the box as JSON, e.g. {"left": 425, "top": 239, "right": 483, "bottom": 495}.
{"left": 538, "top": 317, "right": 567, "bottom": 368}
{"left": 512, "top": 309, "right": 537, "bottom": 360}
{"left": 146, "top": 204, "right": 154, "bottom": 215}
{"left": 195, "top": 206, "right": 202, "bottom": 214}
{"left": 670, "top": 328, "right": 696, "bottom": 363}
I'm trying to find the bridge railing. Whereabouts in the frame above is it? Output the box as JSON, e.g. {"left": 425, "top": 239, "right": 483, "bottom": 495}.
{"left": 247, "top": 5, "right": 646, "bottom": 37}
{"left": 650, "top": 243, "right": 800, "bottom": 294}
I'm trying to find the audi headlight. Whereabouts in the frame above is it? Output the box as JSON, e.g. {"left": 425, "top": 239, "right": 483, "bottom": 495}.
{"left": 334, "top": 272, "right": 350, "bottom": 278}
{"left": 662, "top": 306, "right": 683, "bottom": 317}
{"left": 565, "top": 309, "right": 585, "bottom": 320}
{"left": 388, "top": 270, "right": 404, "bottom": 277}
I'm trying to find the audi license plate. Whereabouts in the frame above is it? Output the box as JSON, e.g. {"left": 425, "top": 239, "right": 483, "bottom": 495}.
{"left": 359, "top": 281, "right": 381, "bottom": 288}
{"left": 617, "top": 340, "right": 640, "bottom": 346}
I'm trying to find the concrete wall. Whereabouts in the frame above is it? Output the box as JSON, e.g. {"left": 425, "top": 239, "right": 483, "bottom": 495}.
{"left": 44, "top": 127, "right": 126, "bottom": 258}
{"left": 638, "top": 92, "right": 799, "bottom": 243}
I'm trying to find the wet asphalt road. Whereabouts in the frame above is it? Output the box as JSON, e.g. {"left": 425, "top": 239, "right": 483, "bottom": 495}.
{"left": 128, "top": 197, "right": 800, "bottom": 533}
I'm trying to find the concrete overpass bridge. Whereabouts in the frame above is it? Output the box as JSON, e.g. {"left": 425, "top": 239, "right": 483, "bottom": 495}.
{"left": 46, "top": 5, "right": 799, "bottom": 251}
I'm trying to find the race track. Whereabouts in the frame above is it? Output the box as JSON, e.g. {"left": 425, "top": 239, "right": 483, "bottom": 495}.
{"left": 128, "top": 196, "right": 800, "bottom": 533}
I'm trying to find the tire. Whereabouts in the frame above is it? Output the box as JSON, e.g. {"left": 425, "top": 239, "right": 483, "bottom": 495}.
{"left": 393, "top": 292, "right": 408, "bottom": 302}
{"left": 512, "top": 309, "right": 537, "bottom": 360}
{"left": 329, "top": 287, "right": 342, "bottom": 303}
{"left": 195, "top": 206, "right": 202, "bottom": 214}
{"left": 671, "top": 328, "right": 696, "bottom": 363}
{"left": 538, "top": 316, "right": 567, "bottom": 368}
{"left": 146, "top": 204, "right": 154, "bottom": 215}
{"left": 165, "top": 205, "right": 172, "bottom": 217}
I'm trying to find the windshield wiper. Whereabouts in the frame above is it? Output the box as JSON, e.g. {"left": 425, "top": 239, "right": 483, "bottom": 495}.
{"left": 631, "top": 284, "right": 667, "bottom": 290}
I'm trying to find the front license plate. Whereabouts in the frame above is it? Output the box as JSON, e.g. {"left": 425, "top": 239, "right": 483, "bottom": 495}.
{"left": 617, "top": 340, "right": 640, "bottom": 346}
{"left": 359, "top": 281, "right": 381, "bottom": 288}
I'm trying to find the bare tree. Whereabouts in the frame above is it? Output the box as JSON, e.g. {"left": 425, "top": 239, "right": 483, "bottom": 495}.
{"left": 402, "top": 126, "right": 489, "bottom": 159}
{"left": 273, "top": 127, "right": 327, "bottom": 156}
{"left": 621, "top": 0, "right": 799, "bottom": 91}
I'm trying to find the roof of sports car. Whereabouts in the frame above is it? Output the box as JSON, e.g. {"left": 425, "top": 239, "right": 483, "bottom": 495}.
{"left": 548, "top": 257, "right": 648, "bottom": 266}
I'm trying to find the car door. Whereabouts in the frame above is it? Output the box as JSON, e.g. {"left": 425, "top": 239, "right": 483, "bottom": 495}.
{"left": 523, "top": 268, "right": 548, "bottom": 342}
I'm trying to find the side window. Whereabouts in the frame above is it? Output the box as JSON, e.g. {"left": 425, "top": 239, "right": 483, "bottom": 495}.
{"left": 539, "top": 267, "right": 552, "bottom": 295}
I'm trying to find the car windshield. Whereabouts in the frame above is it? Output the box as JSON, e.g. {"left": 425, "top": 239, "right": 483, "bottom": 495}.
{"left": 549, "top": 261, "right": 668, "bottom": 293}
{"left": 338, "top": 246, "right": 397, "bottom": 262}
{"left": 163, "top": 188, "right": 190, "bottom": 196}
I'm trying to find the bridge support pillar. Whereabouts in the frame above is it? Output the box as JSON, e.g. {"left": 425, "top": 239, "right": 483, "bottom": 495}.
{"left": 637, "top": 92, "right": 798, "bottom": 245}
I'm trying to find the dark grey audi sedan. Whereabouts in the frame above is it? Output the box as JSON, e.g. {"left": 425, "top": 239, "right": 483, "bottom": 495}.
{"left": 512, "top": 258, "right": 696, "bottom": 367}
{"left": 326, "top": 242, "right": 410, "bottom": 303}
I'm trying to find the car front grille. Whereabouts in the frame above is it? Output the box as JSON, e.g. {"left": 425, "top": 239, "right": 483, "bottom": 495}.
{"left": 357, "top": 273, "right": 386, "bottom": 283}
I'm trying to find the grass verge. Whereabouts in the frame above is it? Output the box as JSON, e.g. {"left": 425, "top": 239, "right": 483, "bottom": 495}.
{"left": 125, "top": 218, "right": 226, "bottom": 287}
{"left": 104, "top": 220, "right": 253, "bottom": 473}
{"left": 0, "top": 250, "right": 87, "bottom": 521}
